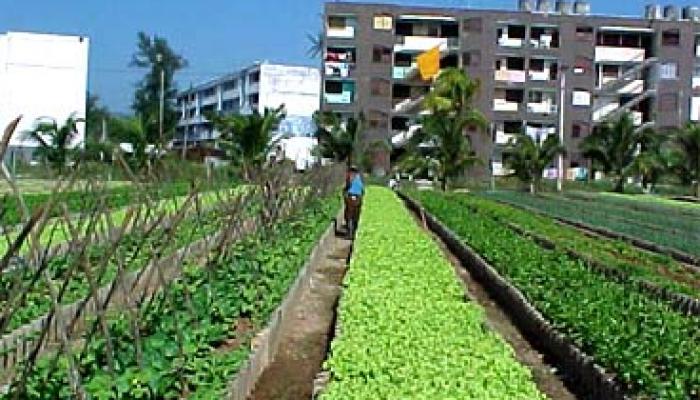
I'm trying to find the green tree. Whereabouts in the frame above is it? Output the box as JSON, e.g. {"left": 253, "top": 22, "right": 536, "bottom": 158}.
{"left": 402, "top": 68, "right": 487, "bottom": 190}
{"left": 306, "top": 31, "right": 324, "bottom": 58}
{"left": 24, "top": 115, "right": 81, "bottom": 175}
{"left": 313, "top": 111, "right": 364, "bottom": 165}
{"left": 83, "top": 94, "right": 112, "bottom": 162}
{"left": 110, "top": 116, "right": 149, "bottom": 171}
{"left": 581, "top": 113, "right": 654, "bottom": 193}
{"left": 668, "top": 123, "right": 700, "bottom": 197}
{"left": 503, "top": 134, "right": 566, "bottom": 194}
{"left": 130, "top": 32, "right": 187, "bottom": 147}
{"left": 209, "top": 106, "right": 286, "bottom": 180}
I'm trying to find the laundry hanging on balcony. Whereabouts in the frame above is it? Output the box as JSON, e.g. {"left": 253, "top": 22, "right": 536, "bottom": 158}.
{"left": 417, "top": 46, "right": 440, "bottom": 81}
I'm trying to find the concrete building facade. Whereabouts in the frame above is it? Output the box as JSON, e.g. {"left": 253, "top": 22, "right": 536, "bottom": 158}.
{"left": 0, "top": 31, "right": 90, "bottom": 162}
{"left": 321, "top": 1, "right": 700, "bottom": 178}
{"left": 176, "top": 62, "right": 321, "bottom": 169}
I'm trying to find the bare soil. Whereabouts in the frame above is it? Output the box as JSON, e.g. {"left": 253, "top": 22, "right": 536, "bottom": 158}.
{"left": 247, "top": 235, "right": 351, "bottom": 400}
{"left": 411, "top": 212, "right": 579, "bottom": 400}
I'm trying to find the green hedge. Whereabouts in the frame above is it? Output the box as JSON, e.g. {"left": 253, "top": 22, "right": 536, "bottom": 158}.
{"left": 322, "top": 187, "right": 545, "bottom": 399}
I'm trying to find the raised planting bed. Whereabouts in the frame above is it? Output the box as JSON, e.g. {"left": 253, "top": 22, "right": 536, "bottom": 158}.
{"left": 320, "top": 187, "right": 546, "bottom": 399}
{"left": 409, "top": 190, "right": 700, "bottom": 399}
{"left": 435, "top": 193, "right": 700, "bottom": 303}
{"left": 3, "top": 195, "right": 340, "bottom": 399}
{"left": 483, "top": 190, "right": 700, "bottom": 260}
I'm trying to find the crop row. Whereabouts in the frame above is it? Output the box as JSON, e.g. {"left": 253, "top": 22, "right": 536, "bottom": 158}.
{"left": 321, "top": 187, "right": 545, "bottom": 399}
{"left": 564, "top": 191, "right": 700, "bottom": 218}
{"left": 7, "top": 195, "right": 338, "bottom": 399}
{"left": 412, "top": 190, "right": 700, "bottom": 399}
{"left": 483, "top": 191, "right": 700, "bottom": 257}
{"left": 0, "top": 180, "right": 227, "bottom": 227}
{"left": 441, "top": 193, "right": 700, "bottom": 299}
{"left": 0, "top": 188, "right": 244, "bottom": 333}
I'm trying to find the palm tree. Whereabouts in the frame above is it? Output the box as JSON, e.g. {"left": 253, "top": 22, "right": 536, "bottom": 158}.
{"left": 110, "top": 116, "right": 149, "bottom": 171}
{"left": 313, "top": 111, "right": 364, "bottom": 165}
{"left": 503, "top": 133, "right": 566, "bottom": 194}
{"left": 669, "top": 123, "right": 700, "bottom": 198}
{"left": 306, "top": 31, "right": 325, "bottom": 59}
{"left": 581, "top": 113, "right": 654, "bottom": 193}
{"left": 209, "top": 106, "right": 286, "bottom": 180}
{"left": 24, "top": 114, "right": 81, "bottom": 175}
{"left": 401, "top": 68, "right": 487, "bottom": 190}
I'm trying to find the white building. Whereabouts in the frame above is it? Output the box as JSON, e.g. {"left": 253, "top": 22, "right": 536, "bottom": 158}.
{"left": 0, "top": 31, "right": 90, "bottom": 162}
{"left": 176, "top": 62, "right": 321, "bottom": 169}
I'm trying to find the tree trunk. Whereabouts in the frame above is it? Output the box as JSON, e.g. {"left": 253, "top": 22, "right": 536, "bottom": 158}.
{"left": 614, "top": 175, "right": 625, "bottom": 193}
{"left": 695, "top": 181, "right": 700, "bottom": 199}
{"left": 441, "top": 176, "right": 447, "bottom": 192}
{"left": 529, "top": 179, "right": 536, "bottom": 195}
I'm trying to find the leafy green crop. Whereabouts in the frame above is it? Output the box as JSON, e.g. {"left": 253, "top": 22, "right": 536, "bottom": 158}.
{"left": 412, "top": 190, "right": 700, "bottom": 399}
{"left": 322, "top": 187, "right": 546, "bottom": 400}
{"left": 440, "top": 193, "right": 700, "bottom": 298}
{"left": 10, "top": 195, "right": 339, "bottom": 399}
{"left": 483, "top": 190, "right": 700, "bottom": 257}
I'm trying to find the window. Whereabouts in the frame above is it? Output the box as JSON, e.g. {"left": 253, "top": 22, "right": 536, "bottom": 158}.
{"left": 505, "top": 90, "right": 524, "bottom": 102}
{"left": 368, "top": 110, "right": 388, "bottom": 129}
{"left": 370, "top": 78, "right": 390, "bottom": 97}
{"left": 572, "top": 122, "right": 589, "bottom": 138}
{"left": 659, "top": 93, "right": 678, "bottom": 112}
{"left": 463, "top": 17, "right": 483, "bottom": 33}
{"left": 372, "top": 46, "right": 392, "bottom": 63}
{"left": 373, "top": 14, "right": 393, "bottom": 31}
{"left": 662, "top": 29, "right": 680, "bottom": 47}
{"left": 660, "top": 62, "right": 678, "bottom": 80}
{"left": 463, "top": 50, "right": 481, "bottom": 67}
{"left": 249, "top": 71, "right": 260, "bottom": 83}
{"left": 576, "top": 26, "right": 594, "bottom": 41}
{"left": 325, "top": 81, "right": 343, "bottom": 94}
{"left": 202, "top": 88, "right": 216, "bottom": 97}
{"left": 328, "top": 16, "right": 346, "bottom": 29}
{"left": 572, "top": 90, "right": 591, "bottom": 106}
{"left": 223, "top": 80, "right": 237, "bottom": 91}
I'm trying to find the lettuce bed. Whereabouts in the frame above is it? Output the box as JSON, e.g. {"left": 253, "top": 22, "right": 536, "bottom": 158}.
{"left": 412, "top": 190, "right": 700, "bottom": 399}
{"left": 321, "top": 187, "right": 545, "bottom": 399}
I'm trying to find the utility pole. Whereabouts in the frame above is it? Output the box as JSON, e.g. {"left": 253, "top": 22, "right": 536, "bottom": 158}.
{"left": 157, "top": 53, "right": 165, "bottom": 151}
{"left": 557, "top": 66, "right": 568, "bottom": 192}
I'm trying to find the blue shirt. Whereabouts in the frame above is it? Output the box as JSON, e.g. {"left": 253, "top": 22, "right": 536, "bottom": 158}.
{"left": 347, "top": 175, "right": 364, "bottom": 196}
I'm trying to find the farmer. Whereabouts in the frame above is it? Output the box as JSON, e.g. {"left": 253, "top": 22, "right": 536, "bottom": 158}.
{"left": 344, "top": 166, "right": 364, "bottom": 237}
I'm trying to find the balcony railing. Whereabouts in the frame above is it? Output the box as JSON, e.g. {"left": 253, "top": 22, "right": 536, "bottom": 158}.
{"left": 529, "top": 70, "right": 554, "bottom": 81}
{"left": 527, "top": 102, "right": 558, "bottom": 115}
{"left": 693, "top": 76, "right": 700, "bottom": 90}
{"left": 394, "top": 36, "right": 457, "bottom": 52}
{"left": 498, "top": 36, "right": 524, "bottom": 48}
{"left": 495, "top": 131, "right": 517, "bottom": 145}
{"left": 493, "top": 99, "right": 522, "bottom": 112}
{"left": 494, "top": 69, "right": 527, "bottom": 83}
{"left": 327, "top": 26, "right": 355, "bottom": 39}
{"left": 393, "top": 65, "right": 418, "bottom": 80}
{"left": 324, "top": 92, "right": 354, "bottom": 105}
{"left": 594, "top": 47, "right": 645, "bottom": 63}
{"left": 325, "top": 62, "right": 353, "bottom": 78}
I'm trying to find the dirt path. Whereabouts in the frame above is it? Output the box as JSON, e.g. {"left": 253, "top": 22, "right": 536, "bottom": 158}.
{"left": 247, "top": 234, "right": 351, "bottom": 400}
{"left": 411, "top": 215, "right": 579, "bottom": 400}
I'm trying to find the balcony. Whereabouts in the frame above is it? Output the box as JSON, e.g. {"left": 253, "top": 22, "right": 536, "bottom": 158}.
{"left": 325, "top": 62, "right": 353, "bottom": 78}
{"left": 495, "top": 131, "right": 517, "bottom": 145}
{"left": 394, "top": 36, "right": 455, "bottom": 53}
{"left": 594, "top": 47, "right": 645, "bottom": 63}
{"left": 393, "top": 96, "right": 425, "bottom": 113}
{"left": 324, "top": 80, "right": 355, "bottom": 105}
{"left": 495, "top": 69, "right": 526, "bottom": 83}
{"left": 527, "top": 102, "right": 557, "bottom": 115}
{"left": 599, "top": 78, "right": 644, "bottom": 95}
{"left": 493, "top": 99, "right": 521, "bottom": 112}
{"left": 393, "top": 65, "right": 418, "bottom": 80}
{"left": 530, "top": 27, "right": 559, "bottom": 49}
{"left": 498, "top": 37, "right": 524, "bottom": 48}
{"left": 327, "top": 16, "right": 356, "bottom": 39}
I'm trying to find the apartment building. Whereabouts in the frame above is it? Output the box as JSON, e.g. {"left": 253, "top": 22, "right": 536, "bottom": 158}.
{"left": 0, "top": 31, "right": 90, "bottom": 163}
{"left": 322, "top": 1, "right": 700, "bottom": 177}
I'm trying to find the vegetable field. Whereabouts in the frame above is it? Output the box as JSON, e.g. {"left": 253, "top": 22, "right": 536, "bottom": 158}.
{"left": 483, "top": 190, "right": 700, "bottom": 258}
{"left": 412, "top": 190, "right": 700, "bottom": 399}
{"left": 321, "top": 188, "right": 545, "bottom": 399}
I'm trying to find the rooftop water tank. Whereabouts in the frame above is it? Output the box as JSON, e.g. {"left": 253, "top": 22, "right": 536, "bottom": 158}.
{"left": 664, "top": 5, "right": 680, "bottom": 20}
{"left": 645, "top": 4, "right": 663, "bottom": 20}
{"left": 573, "top": 0, "right": 590, "bottom": 15}
{"left": 682, "top": 6, "right": 700, "bottom": 22}
{"left": 556, "top": 0, "right": 572, "bottom": 14}
{"left": 536, "top": 0, "right": 553, "bottom": 13}
{"left": 518, "top": 0, "right": 533, "bottom": 12}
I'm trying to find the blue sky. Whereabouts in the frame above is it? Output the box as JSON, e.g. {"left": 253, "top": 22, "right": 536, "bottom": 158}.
{"left": 0, "top": 0, "right": 695, "bottom": 113}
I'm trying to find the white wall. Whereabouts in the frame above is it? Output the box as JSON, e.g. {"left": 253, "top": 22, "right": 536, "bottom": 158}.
{"left": 259, "top": 64, "right": 320, "bottom": 121}
{"left": 0, "top": 32, "right": 89, "bottom": 150}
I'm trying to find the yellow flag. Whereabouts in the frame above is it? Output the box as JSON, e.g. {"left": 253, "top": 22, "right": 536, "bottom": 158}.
{"left": 417, "top": 46, "right": 440, "bottom": 81}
